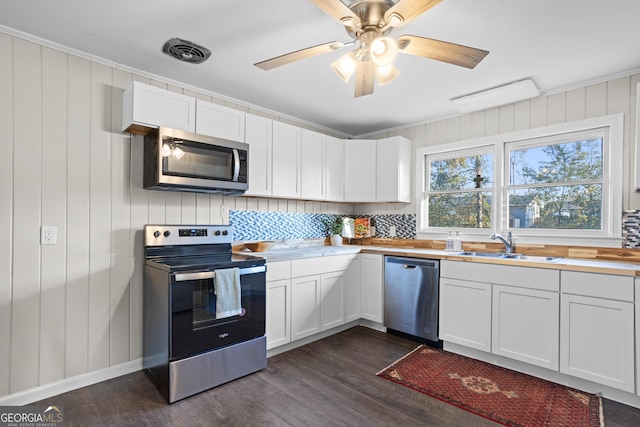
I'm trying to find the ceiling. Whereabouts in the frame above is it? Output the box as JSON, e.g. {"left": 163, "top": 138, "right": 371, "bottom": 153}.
{"left": 1, "top": 0, "right": 640, "bottom": 136}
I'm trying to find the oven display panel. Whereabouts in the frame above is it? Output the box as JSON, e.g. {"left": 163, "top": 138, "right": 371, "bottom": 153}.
{"left": 179, "top": 228, "right": 208, "bottom": 237}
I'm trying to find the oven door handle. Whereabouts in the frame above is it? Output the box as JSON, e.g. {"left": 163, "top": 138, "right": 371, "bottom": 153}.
{"left": 173, "top": 265, "right": 266, "bottom": 282}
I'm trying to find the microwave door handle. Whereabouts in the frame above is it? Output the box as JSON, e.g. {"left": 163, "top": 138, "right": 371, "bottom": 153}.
{"left": 173, "top": 265, "right": 266, "bottom": 282}
{"left": 232, "top": 149, "right": 240, "bottom": 182}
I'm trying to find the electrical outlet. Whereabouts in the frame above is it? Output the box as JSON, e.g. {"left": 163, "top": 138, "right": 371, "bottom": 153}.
{"left": 389, "top": 226, "right": 397, "bottom": 237}
{"left": 41, "top": 226, "right": 57, "bottom": 245}
{"left": 220, "top": 205, "right": 230, "bottom": 218}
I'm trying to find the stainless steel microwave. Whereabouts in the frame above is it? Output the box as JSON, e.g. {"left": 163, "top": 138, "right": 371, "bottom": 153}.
{"left": 143, "top": 127, "right": 249, "bottom": 195}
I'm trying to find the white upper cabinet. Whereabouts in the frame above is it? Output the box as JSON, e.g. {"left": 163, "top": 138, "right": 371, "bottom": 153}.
{"left": 344, "top": 139, "right": 377, "bottom": 202}
{"left": 244, "top": 114, "right": 273, "bottom": 197}
{"left": 376, "top": 136, "right": 412, "bottom": 203}
{"left": 195, "top": 99, "right": 245, "bottom": 142}
{"left": 325, "top": 136, "right": 344, "bottom": 201}
{"left": 122, "top": 81, "right": 196, "bottom": 134}
{"left": 272, "top": 121, "right": 301, "bottom": 199}
{"left": 300, "top": 129, "right": 326, "bottom": 200}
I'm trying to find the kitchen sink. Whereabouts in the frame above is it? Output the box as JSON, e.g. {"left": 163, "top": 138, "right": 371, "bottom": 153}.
{"left": 456, "top": 251, "right": 505, "bottom": 258}
{"left": 456, "top": 251, "right": 561, "bottom": 262}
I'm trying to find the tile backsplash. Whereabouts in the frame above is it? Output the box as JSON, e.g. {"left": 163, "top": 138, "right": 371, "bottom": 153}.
{"left": 229, "top": 210, "right": 416, "bottom": 241}
{"left": 231, "top": 209, "right": 637, "bottom": 247}
{"left": 622, "top": 210, "right": 640, "bottom": 248}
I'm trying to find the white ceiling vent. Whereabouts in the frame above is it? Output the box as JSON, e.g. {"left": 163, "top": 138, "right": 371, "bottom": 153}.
{"left": 162, "top": 38, "right": 211, "bottom": 64}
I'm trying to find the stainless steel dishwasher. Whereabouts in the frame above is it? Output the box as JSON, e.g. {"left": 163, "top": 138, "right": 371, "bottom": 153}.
{"left": 384, "top": 256, "right": 440, "bottom": 344}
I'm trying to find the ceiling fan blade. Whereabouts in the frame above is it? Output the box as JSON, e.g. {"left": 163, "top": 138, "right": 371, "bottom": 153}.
{"left": 397, "top": 35, "right": 489, "bottom": 69}
{"left": 384, "top": 0, "right": 443, "bottom": 27}
{"left": 254, "top": 41, "right": 345, "bottom": 70}
{"left": 309, "top": 0, "right": 361, "bottom": 26}
{"left": 354, "top": 59, "right": 374, "bottom": 98}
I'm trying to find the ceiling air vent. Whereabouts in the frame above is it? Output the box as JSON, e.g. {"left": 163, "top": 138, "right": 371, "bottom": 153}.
{"left": 162, "top": 38, "right": 211, "bottom": 64}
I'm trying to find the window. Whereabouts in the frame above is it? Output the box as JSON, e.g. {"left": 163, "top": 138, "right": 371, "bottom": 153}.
{"left": 506, "top": 131, "right": 604, "bottom": 231}
{"left": 426, "top": 147, "right": 494, "bottom": 229}
{"left": 417, "top": 114, "right": 623, "bottom": 246}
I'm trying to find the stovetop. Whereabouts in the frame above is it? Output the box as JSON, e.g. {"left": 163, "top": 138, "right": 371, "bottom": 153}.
{"left": 146, "top": 253, "right": 265, "bottom": 273}
{"left": 143, "top": 224, "right": 266, "bottom": 272}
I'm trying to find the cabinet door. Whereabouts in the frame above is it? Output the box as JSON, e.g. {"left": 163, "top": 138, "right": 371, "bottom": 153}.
{"left": 376, "top": 136, "right": 412, "bottom": 202}
{"left": 244, "top": 114, "right": 272, "bottom": 196}
{"left": 560, "top": 293, "right": 634, "bottom": 392}
{"left": 325, "top": 136, "right": 344, "bottom": 202}
{"left": 361, "top": 254, "right": 383, "bottom": 323}
{"left": 636, "top": 278, "right": 640, "bottom": 397}
{"left": 344, "top": 139, "right": 376, "bottom": 202}
{"left": 122, "top": 81, "right": 196, "bottom": 133}
{"left": 300, "top": 129, "right": 326, "bottom": 200}
{"left": 272, "top": 122, "right": 301, "bottom": 198}
{"left": 291, "top": 275, "right": 321, "bottom": 340}
{"left": 266, "top": 279, "right": 291, "bottom": 350}
{"left": 195, "top": 99, "right": 245, "bottom": 142}
{"left": 344, "top": 255, "right": 362, "bottom": 322}
{"left": 492, "top": 285, "right": 559, "bottom": 370}
{"left": 439, "top": 278, "right": 492, "bottom": 352}
{"left": 320, "top": 272, "right": 345, "bottom": 331}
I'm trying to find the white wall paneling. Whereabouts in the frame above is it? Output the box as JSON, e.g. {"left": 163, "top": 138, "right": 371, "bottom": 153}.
{"left": 0, "top": 32, "right": 354, "bottom": 400}
{"left": 0, "top": 32, "right": 14, "bottom": 397}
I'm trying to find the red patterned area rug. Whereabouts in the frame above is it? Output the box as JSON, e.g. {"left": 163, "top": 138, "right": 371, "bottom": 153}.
{"left": 377, "top": 346, "right": 603, "bottom": 427}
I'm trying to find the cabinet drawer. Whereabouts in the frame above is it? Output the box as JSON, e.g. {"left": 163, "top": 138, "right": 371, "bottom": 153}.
{"left": 441, "top": 260, "right": 559, "bottom": 292}
{"left": 267, "top": 261, "right": 290, "bottom": 281}
{"left": 561, "top": 271, "right": 633, "bottom": 301}
{"left": 291, "top": 254, "right": 356, "bottom": 277}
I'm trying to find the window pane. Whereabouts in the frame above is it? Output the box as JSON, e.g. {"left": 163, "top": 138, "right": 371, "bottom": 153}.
{"left": 509, "top": 138, "right": 602, "bottom": 185}
{"left": 428, "top": 192, "right": 492, "bottom": 228}
{"left": 430, "top": 153, "right": 493, "bottom": 191}
{"left": 508, "top": 184, "right": 602, "bottom": 229}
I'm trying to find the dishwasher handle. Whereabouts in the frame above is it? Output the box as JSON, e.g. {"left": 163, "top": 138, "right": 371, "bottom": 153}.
{"left": 385, "top": 256, "right": 439, "bottom": 270}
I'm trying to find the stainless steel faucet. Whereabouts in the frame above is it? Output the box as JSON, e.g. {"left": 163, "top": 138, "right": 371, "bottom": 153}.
{"left": 490, "top": 232, "right": 513, "bottom": 255}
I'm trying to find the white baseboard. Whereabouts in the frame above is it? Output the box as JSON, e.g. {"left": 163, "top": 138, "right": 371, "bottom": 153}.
{"left": 0, "top": 358, "right": 143, "bottom": 406}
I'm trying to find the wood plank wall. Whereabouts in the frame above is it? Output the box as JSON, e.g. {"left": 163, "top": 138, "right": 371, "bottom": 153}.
{"left": 0, "top": 33, "right": 352, "bottom": 398}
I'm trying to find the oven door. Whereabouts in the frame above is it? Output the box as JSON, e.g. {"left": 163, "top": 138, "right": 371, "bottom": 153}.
{"left": 169, "top": 265, "right": 266, "bottom": 361}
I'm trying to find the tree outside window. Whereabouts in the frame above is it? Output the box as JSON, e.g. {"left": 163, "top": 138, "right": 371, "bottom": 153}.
{"left": 426, "top": 150, "right": 493, "bottom": 228}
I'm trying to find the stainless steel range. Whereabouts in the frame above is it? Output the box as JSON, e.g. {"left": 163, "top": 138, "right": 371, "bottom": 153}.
{"left": 143, "top": 224, "right": 267, "bottom": 403}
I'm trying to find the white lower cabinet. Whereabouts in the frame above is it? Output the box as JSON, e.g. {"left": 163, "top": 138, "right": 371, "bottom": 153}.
{"left": 360, "top": 254, "right": 383, "bottom": 323}
{"left": 439, "top": 277, "right": 492, "bottom": 352}
{"left": 344, "top": 254, "right": 362, "bottom": 322}
{"left": 266, "top": 279, "right": 291, "bottom": 350}
{"left": 320, "top": 271, "right": 346, "bottom": 331}
{"left": 492, "top": 284, "right": 559, "bottom": 370}
{"left": 291, "top": 275, "right": 322, "bottom": 341}
{"left": 636, "top": 278, "right": 640, "bottom": 397}
{"left": 560, "top": 271, "right": 635, "bottom": 393}
{"left": 268, "top": 254, "right": 360, "bottom": 350}
{"left": 266, "top": 261, "right": 291, "bottom": 350}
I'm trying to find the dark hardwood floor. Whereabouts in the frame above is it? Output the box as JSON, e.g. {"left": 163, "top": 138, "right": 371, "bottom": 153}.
{"left": 35, "top": 327, "right": 640, "bottom": 426}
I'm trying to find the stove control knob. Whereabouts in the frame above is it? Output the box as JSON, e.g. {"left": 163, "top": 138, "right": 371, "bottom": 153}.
{"left": 222, "top": 230, "right": 228, "bottom": 236}
{"left": 214, "top": 230, "right": 221, "bottom": 236}
{"left": 153, "top": 231, "right": 161, "bottom": 238}
{"left": 164, "top": 231, "right": 171, "bottom": 238}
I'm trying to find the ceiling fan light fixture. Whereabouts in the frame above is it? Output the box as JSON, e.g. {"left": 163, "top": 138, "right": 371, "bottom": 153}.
{"left": 376, "top": 63, "right": 400, "bottom": 86}
{"left": 371, "top": 37, "right": 398, "bottom": 66}
{"left": 331, "top": 51, "right": 358, "bottom": 83}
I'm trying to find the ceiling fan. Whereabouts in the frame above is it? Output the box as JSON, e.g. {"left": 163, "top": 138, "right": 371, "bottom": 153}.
{"left": 254, "top": 0, "right": 489, "bottom": 97}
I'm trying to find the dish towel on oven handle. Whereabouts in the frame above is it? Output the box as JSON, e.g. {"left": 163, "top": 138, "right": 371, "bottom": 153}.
{"left": 214, "top": 267, "right": 242, "bottom": 319}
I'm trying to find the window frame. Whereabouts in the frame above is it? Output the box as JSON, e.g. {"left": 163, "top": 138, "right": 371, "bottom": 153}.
{"left": 424, "top": 144, "right": 496, "bottom": 231}
{"left": 416, "top": 114, "right": 623, "bottom": 247}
